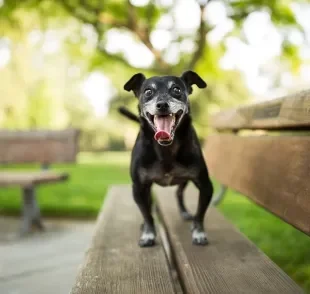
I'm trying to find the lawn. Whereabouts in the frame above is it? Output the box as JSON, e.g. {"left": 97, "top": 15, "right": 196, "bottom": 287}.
{"left": 0, "top": 151, "right": 309, "bottom": 292}
{"left": 0, "top": 152, "right": 131, "bottom": 217}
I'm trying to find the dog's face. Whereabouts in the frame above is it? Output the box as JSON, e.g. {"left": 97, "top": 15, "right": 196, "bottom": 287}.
{"left": 124, "top": 71, "right": 207, "bottom": 146}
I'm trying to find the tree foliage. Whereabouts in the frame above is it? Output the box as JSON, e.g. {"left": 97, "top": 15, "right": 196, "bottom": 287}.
{"left": 0, "top": 0, "right": 305, "bottom": 73}
{"left": 0, "top": 0, "right": 307, "bottom": 149}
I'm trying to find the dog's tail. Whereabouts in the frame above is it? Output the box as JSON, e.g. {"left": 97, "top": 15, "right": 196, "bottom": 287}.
{"left": 118, "top": 106, "right": 140, "bottom": 123}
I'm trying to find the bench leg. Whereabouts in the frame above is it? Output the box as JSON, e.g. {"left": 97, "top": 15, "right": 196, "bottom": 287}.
{"left": 20, "top": 186, "right": 45, "bottom": 235}
{"left": 211, "top": 184, "right": 227, "bottom": 206}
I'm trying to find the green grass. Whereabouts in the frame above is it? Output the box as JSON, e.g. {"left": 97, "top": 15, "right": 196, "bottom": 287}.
{"left": 0, "top": 151, "right": 309, "bottom": 292}
{"left": 0, "top": 152, "right": 131, "bottom": 217}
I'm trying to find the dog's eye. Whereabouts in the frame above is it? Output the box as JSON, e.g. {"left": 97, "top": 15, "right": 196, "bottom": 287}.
{"left": 144, "top": 89, "right": 153, "bottom": 97}
{"left": 172, "top": 87, "right": 181, "bottom": 95}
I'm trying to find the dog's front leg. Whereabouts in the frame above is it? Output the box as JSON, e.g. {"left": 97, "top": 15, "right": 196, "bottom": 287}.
{"left": 132, "top": 182, "right": 156, "bottom": 247}
{"left": 192, "top": 170, "right": 213, "bottom": 245}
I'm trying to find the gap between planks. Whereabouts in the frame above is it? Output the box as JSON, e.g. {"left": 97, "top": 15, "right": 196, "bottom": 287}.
{"left": 155, "top": 206, "right": 184, "bottom": 294}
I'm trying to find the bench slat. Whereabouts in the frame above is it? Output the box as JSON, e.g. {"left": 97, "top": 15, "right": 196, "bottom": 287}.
{"left": 204, "top": 134, "right": 310, "bottom": 235}
{"left": 0, "top": 129, "right": 79, "bottom": 164}
{"left": 0, "top": 171, "right": 68, "bottom": 187}
{"left": 155, "top": 185, "right": 303, "bottom": 294}
{"left": 210, "top": 90, "right": 310, "bottom": 131}
{"left": 71, "top": 185, "right": 176, "bottom": 294}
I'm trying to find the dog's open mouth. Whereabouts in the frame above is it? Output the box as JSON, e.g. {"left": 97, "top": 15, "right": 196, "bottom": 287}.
{"left": 147, "top": 110, "right": 183, "bottom": 145}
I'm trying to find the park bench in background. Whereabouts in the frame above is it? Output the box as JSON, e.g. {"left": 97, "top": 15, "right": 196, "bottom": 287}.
{"left": 0, "top": 129, "right": 80, "bottom": 234}
{"left": 70, "top": 90, "right": 310, "bottom": 293}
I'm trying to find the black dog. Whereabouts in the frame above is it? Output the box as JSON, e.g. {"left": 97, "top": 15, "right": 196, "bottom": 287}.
{"left": 121, "top": 71, "right": 213, "bottom": 247}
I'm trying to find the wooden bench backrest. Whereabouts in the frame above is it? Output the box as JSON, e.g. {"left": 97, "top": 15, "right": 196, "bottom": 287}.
{"left": 0, "top": 129, "right": 80, "bottom": 164}
{"left": 204, "top": 90, "right": 310, "bottom": 236}
{"left": 210, "top": 90, "right": 310, "bottom": 131}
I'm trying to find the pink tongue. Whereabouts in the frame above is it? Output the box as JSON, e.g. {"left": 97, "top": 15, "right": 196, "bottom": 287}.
{"left": 154, "top": 116, "right": 173, "bottom": 141}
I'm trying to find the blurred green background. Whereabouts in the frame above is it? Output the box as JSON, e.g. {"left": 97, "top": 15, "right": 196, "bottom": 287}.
{"left": 0, "top": 0, "right": 310, "bottom": 292}
{"left": 1, "top": 0, "right": 309, "bottom": 148}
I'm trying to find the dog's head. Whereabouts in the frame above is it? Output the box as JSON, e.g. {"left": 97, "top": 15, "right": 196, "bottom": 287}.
{"left": 124, "top": 71, "right": 207, "bottom": 146}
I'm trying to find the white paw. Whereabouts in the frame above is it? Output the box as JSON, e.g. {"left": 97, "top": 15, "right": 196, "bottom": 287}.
{"left": 141, "top": 231, "right": 155, "bottom": 240}
{"left": 192, "top": 229, "right": 208, "bottom": 246}
{"left": 139, "top": 231, "right": 156, "bottom": 247}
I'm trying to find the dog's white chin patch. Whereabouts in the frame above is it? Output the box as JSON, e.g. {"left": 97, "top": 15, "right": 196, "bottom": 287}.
{"left": 157, "top": 139, "right": 173, "bottom": 146}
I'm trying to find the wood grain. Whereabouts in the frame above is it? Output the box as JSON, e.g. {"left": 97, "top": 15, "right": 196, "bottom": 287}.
{"left": 0, "top": 171, "right": 68, "bottom": 187}
{"left": 0, "top": 129, "right": 80, "bottom": 164}
{"left": 70, "top": 185, "right": 176, "bottom": 294}
{"left": 204, "top": 134, "right": 310, "bottom": 235}
{"left": 155, "top": 185, "right": 304, "bottom": 294}
{"left": 210, "top": 89, "right": 310, "bottom": 130}
{"left": 0, "top": 129, "right": 79, "bottom": 139}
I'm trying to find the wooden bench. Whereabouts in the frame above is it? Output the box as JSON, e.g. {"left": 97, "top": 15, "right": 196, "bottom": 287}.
{"left": 70, "top": 91, "right": 310, "bottom": 293}
{"left": 0, "top": 129, "right": 80, "bottom": 234}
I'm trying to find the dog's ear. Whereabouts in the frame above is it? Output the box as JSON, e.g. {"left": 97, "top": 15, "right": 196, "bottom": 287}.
{"left": 124, "top": 73, "right": 146, "bottom": 97}
{"left": 180, "top": 71, "right": 207, "bottom": 94}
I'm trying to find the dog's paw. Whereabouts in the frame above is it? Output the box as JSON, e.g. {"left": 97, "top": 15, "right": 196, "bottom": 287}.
{"left": 139, "top": 231, "right": 156, "bottom": 247}
{"left": 191, "top": 223, "right": 208, "bottom": 246}
{"left": 192, "top": 228, "right": 208, "bottom": 245}
{"left": 181, "top": 211, "right": 194, "bottom": 221}
{"left": 139, "top": 223, "right": 156, "bottom": 247}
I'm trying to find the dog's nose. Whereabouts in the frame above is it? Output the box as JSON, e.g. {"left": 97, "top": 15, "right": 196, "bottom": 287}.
{"left": 156, "top": 101, "right": 169, "bottom": 110}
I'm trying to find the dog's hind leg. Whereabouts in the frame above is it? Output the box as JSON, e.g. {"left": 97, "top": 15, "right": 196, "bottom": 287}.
{"left": 132, "top": 182, "right": 156, "bottom": 247}
{"left": 192, "top": 170, "right": 214, "bottom": 246}
{"left": 176, "top": 181, "right": 194, "bottom": 221}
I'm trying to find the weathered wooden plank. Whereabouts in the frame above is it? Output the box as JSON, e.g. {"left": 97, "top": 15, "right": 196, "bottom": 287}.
{"left": 204, "top": 134, "right": 310, "bottom": 235}
{"left": 0, "top": 129, "right": 80, "bottom": 164}
{"left": 155, "top": 186, "right": 304, "bottom": 294}
{"left": 0, "top": 171, "right": 68, "bottom": 187}
{"left": 71, "top": 185, "right": 176, "bottom": 294}
{"left": 211, "top": 90, "right": 310, "bottom": 130}
{"left": 0, "top": 129, "right": 79, "bottom": 139}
